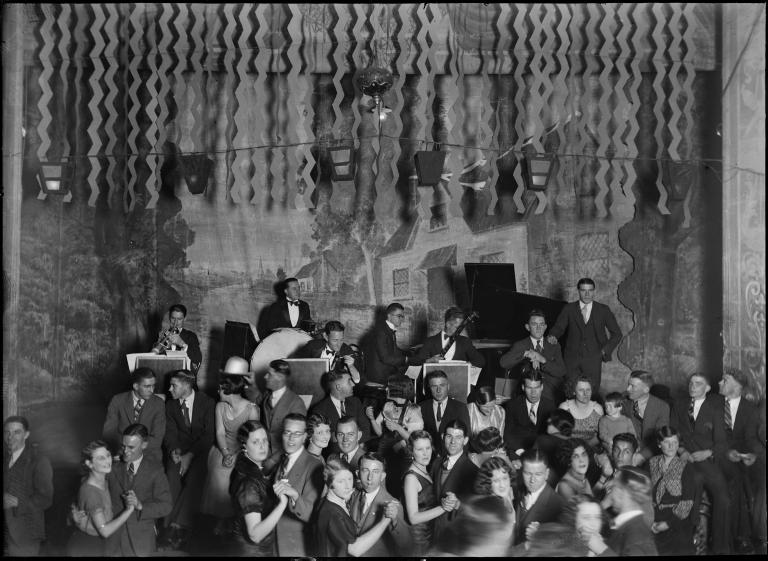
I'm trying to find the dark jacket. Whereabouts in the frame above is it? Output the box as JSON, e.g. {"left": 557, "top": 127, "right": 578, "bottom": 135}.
{"left": 548, "top": 301, "right": 622, "bottom": 361}
{"left": 513, "top": 483, "right": 563, "bottom": 545}
{"left": 364, "top": 321, "right": 409, "bottom": 385}
{"left": 309, "top": 395, "right": 372, "bottom": 444}
{"left": 419, "top": 398, "right": 471, "bottom": 456}
{"left": 261, "top": 299, "right": 312, "bottom": 336}
{"left": 3, "top": 444, "right": 53, "bottom": 546}
{"left": 163, "top": 390, "right": 216, "bottom": 458}
{"left": 411, "top": 333, "right": 485, "bottom": 368}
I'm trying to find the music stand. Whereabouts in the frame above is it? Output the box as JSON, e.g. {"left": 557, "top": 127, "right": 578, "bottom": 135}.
{"left": 252, "top": 358, "right": 330, "bottom": 410}
{"left": 127, "top": 353, "right": 190, "bottom": 397}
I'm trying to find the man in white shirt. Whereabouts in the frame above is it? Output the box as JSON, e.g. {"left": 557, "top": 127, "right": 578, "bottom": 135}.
{"left": 331, "top": 417, "right": 366, "bottom": 469}
{"left": 348, "top": 452, "right": 412, "bottom": 556}
{"left": 547, "top": 277, "right": 622, "bottom": 393}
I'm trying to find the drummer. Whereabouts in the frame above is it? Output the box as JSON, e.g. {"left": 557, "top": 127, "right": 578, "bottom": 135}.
{"left": 258, "top": 277, "right": 313, "bottom": 338}
{"left": 294, "top": 321, "right": 362, "bottom": 384}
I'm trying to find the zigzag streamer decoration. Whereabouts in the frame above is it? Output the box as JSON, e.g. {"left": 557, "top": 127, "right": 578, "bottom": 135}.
{"left": 618, "top": 3, "right": 638, "bottom": 208}
{"left": 103, "top": 4, "right": 119, "bottom": 208}
{"left": 528, "top": 5, "right": 548, "bottom": 215}
{"left": 296, "top": 4, "right": 318, "bottom": 210}
{"left": 570, "top": 4, "right": 589, "bottom": 206}
{"left": 610, "top": 4, "right": 630, "bottom": 211}
{"left": 36, "top": 6, "right": 55, "bottom": 201}
{"left": 510, "top": 6, "right": 528, "bottom": 214}
{"left": 350, "top": 2, "right": 366, "bottom": 189}
{"left": 125, "top": 6, "right": 143, "bottom": 212}
{"left": 284, "top": 3, "right": 303, "bottom": 208}
{"left": 86, "top": 4, "right": 106, "bottom": 207}
{"left": 552, "top": 4, "right": 572, "bottom": 210}
{"left": 331, "top": 4, "right": 349, "bottom": 141}
{"left": 268, "top": 6, "right": 287, "bottom": 207}
{"left": 681, "top": 3, "right": 697, "bottom": 228}
{"left": 594, "top": 4, "right": 613, "bottom": 218}
{"left": 58, "top": 4, "right": 73, "bottom": 203}
{"left": 144, "top": 5, "right": 160, "bottom": 209}
{"left": 667, "top": 6, "right": 683, "bottom": 162}
{"left": 72, "top": 8, "right": 87, "bottom": 205}
{"left": 488, "top": 3, "right": 512, "bottom": 215}
{"left": 155, "top": 3, "right": 174, "bottom": 206}
{"left": 252, "top": 4, "right": 270, "bottom": 206}
{"left": 651, "top": 3, "right": 671, "bottom": 215}
{"left": 413, "top": 4, "right": 430, "bottom": 150}
{"left": 444, "top": 15, "right": 465, "bottom": 219}
{"left": 384, "top": 3, "right": 408, "bottom": 219}
{"left": 230, "top": 3, "right": 250, "bottom": 204}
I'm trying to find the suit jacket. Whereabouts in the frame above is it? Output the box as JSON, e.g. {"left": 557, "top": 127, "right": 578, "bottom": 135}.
{"left": 412, "top": 333, "right": 485, "bottom": 368}
{"left": 294, "top": 339, "right": 363, "bottom": 377}
{"left": 261, "top": 299, "right": 312, "bottom": 336}
{"left": 262, "top": 387, "right": 308, "bottom": 456}
{"left": 513, "top": 484, "right": 563, "bottom": 545}
{"left": 108, "top": 457, "right": 172, "bottom": 556}
{"left": 600, "top": 513, "right": 658, "bottom": 556}
{"left": 503, "top": 396, "right": 556, "bottom": 453}
{"left": 310, "top": 395, "right": 372, "bottom": 444}
{"left": 671, "top": 393, "right": 727, "bottom": 457}
{"left": 364, "top": 321, "right": 408, "bottom": 385}
{"left": 273, "top": 448, "right": 324, "bottom": 556}
{"left": 500, "top": 337, "right": 566, "bottom": 399}
{"left": 419, "top": 398, "right": 471, "bottom": 455}
{"left": 725, "top": 396, "right": 762, "bottom": 455}
{"left": 548, "top": 301, "right": 622, "bottom": 361}
{"left": 430, "top": 452, "right": 479, "bottom": 543}
{"left": 327, "top": 446, "right": 366, "bottom": 470}
{"left": 621, "top": 394, "right": 670, "bottom": 459}
{"left": 2, "top": 445, "right": 53, "bottom": 545}
{"left": 179, "top": 329, "right": 202, "bottom": 366}
{"left": 348, "top": 486, "right": 413, "bottom": 557}
{"left": 103, "top": 391, "right": 166, "bottom": 463}
{"left": 163, "top": 391, "right": 216, "bottom": 459}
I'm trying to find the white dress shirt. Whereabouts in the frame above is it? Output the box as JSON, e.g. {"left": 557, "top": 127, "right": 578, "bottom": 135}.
{"left": 181, "top": 391, "right": 195, "bottom": 422}
{"left": 288, "top": 299, "right": 300, "bottom": 327}
{"left": 524, "top": 484, "right": 546, "bottom": 510}
{"left": 282, "top": 446, "right": 304, "bottom": 475}
{"left": 691, "top": 397, "right": 705, "bottom": 420}
{"left": 433, "top": 397, "right": 449, "bottom": 426}
{"left": 580, "top": 301, "right": 592, "bottom": 323}
{"left": 271, "top": 386, "right": 287, "bottom": 408}
{"left": 8, "top": 446, "right": 25, "bottom": 468}
{"left": 441, "top": 331, "right": 456, "bottom": 360}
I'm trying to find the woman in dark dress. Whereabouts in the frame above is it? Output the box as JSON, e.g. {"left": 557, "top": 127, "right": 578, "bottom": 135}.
{"left": 66, "top": 440, "right": 135, "bottom": 556}
{"left": 229, "top": 420, "right": 289, "bottom": 556}
{"left": 314, "top": 457, "right": 397, "bottom": 556}
{"left": 648, "top": 426, "right": 696, "bottom": 555}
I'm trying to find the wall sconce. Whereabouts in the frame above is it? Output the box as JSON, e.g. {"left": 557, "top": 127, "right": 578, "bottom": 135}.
{"left": 37, "top": 160, "right": 73, "bottom": 196}
{"left": 328, "top": 144, "right": 356, "bottom": 181}
{"left": 522, "top": 153, "right": 555, "bottom": 191}
{"left": 414, "top": 151, "right": 447, "bottom": 186}
{"left": 178, "top": 154, "right": 213, "bottom": 194}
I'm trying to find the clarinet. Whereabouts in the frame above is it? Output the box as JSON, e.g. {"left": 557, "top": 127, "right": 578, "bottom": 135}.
{"left": 439, "top": 311, "right": 479, "bottom": 358}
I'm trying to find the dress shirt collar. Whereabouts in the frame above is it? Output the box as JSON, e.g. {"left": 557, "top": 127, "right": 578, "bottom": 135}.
{"left": 129, "top": 455, "right": 144, "bottom": 473}
{"left": 727, "top": 395, "right": 741, "bottom": 411}
{"left": 9, "top": 446, "right": 25, "bottom": 467}
{"left": 362, "top": 487, "right": 380, "bottom": 514}
{"left": 580, "top": 301, "right": 592, "bottom": 312}
{"left": 132, "top": 391, "right": 144, "bottom": 405}
{"left": 271, "top": 386, "right": 287, "bottom": 406}
{"left": 525, "top": 398, "right": 540, "bottom": 413}
{"left": 342, "top": 445, "right": 360, "bottom": 462}
{"left": 612, "top": 510, "right": 643, "bottom": 529}
{"left": 327, "top": 489, "right": 350, "bottom": 515}
{"left": 524, "top": 484, "right": 546, "bottom": 510}
{"left": 433, "top": 397, "right": 449, "bottom": 415}
{"left": 445, "top": 451, "right": 463, "bottom": 471}
{"left": 529, "top": 336, "right": 543, "bottom": 348}
{"left": 331, "top": 395, "right": 346, "bottom": 416}
{"left": 385, "top": 320, "right": 397, "bottom": 331}
{"left": 283, "top": 446, "right": 304, "bottom": 474}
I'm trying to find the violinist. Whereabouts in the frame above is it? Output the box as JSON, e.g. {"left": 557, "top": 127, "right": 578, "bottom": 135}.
{"left": 151, "top": 304, "right": 202, "bottom": 371}
{"left": 412, "top": 307, "right": 485, "bottom": 368}
{"left": 294, "top": 321, "right": 362, "bottom": 384}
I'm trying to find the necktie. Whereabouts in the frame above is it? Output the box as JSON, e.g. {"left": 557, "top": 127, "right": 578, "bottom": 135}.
{"left": 180, "top": 399, "right": 191, "bottom": 428}
{"left": 340, "top": 399, "right": 346, "bottom": 417}
{"left": 133, "top": 398, "right": 144, "bottom": 423}
{"left": 688, "top": 398, "right": 695, "bottom": 424}
{"left": 535, "top": 340, "right": 543, "bottom": 354}
{"left": 127, "top": 462, "right": 135, "bottom": 484}
{"left": 724, "top": 399, "right": 733, "bottom": 431}
{"left": 529, "top": 404, "right": 536, "bottom": 424}
{"left": 357, "top": 493, "right": 367, "bottom": 522}
{"left": 441, "top": 458, "right": 451, "bottom": 485}
{"left": 278, "top": 453, "right": 290, "bottom": 479}
{"left": 581, "top": 305, "right": 589, "bottom": 323}
{"left": 633, "top": 400, "right": 643, "bottom": 420}
{"left": 436, "top": 401, "right": 443, "bottom": 423}
{"left": 343, "top": 453, "right": 350, "bottom": 464}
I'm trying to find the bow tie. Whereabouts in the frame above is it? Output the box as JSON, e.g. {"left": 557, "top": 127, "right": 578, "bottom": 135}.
{"left": 288, "top": 300, "right": 299, "bottom": 307}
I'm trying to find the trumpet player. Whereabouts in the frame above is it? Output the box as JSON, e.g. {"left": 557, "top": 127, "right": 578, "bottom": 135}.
{"left": 151, "top": 304, "right": 202, "bottom": 371}
{"left": 294, "top": 320, "right": 362, "bottom": 384}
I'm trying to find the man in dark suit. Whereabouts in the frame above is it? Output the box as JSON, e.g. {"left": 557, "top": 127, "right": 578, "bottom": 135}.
{"left": 261, "top": 359, "right": 307, "bottom": 457}
{"left": 670, "top": 372, "right": 731, "bottom": 554}
{"left": 364, "top": 302, "right": 412, "bottom": 385}
{"left": 412, "top": 307, "right": 485, "bottom": 367}
{"left": 419, "top": 369, "right": 471, "bottom": 456}
{"left": 260, "top": 277, "right": 313, "bottom": 337}
{"left": 546, "top": 277, "right": 622, "bottom": 393}
{"left": 513, "top": 448, "right": 563, "bottom": 545}
{"left": 503, "top": 367, "right": 555, "bottom": 456}
{"left": 294, "top": 320, "right": 362, "bottom": 383}
{"left": 327, "top": 416, "right": 367, "bottom": 470}
{"left": 717, "top": 368, "right": 762, "bottom": 553}
{"left": 349, "top": 451, "right": 412, "bottom": 556}
{"left": 151, "top": 303, "right": 203, "bottom": 370}
{"left": 621, "top": 370, "right": 670, "bottom": 463}
{"left": 108, "top": 423, "right": 172, "bottom": 555}
{"left": 103, "top": 367, "right": 166, "bottom": 464}
{"left": 500, "top": 308, "right": 566, "bottom": 402}
{"left": 3, "top": 416, "right": 53, "bottom": 556}
{"left": 162, "top": 369, "right": 215, "bottom": 549}
{"left": 310, "top": 370, "right": 371, "bottom": 445}
{"left": 430, "top": 419, "right": 479, "bottom": 545}
{"left": 271, "top": 413, "right": 324, "bottom": 556}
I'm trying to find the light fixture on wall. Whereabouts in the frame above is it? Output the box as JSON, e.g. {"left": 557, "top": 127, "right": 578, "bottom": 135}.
{"left": 178, "top": 154, "right": 213, "bottom": 195}
{"left": 328, "top": 143, "right": 356, "bottom": 181}
{"left": 36, "top": 159, "right": 73, "bottom": 201}
{"left": 521, "top": 153, "right": 555, "bottom": 191}
{"left": 357, "top": 66, "right": 394, "bottom": 114}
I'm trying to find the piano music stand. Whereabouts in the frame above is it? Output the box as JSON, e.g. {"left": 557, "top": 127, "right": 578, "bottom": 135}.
{"left": 128, "top": 353, "right": 191, "bottom": 397}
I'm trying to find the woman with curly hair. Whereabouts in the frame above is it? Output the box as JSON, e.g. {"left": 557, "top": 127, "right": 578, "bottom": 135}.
{"left": 555, "top": 438, "right": 594, "bottom": 501}
{"left": 648, "top": 426, "right": 695, "bottom": 555}
{"left": 468, "top": 426, "right": 514, "bottom": 469}
{"left": 474, "top": 456, "right": 517, "bottom": 526}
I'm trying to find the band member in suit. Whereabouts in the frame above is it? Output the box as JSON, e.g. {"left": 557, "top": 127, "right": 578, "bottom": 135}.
{"left": 327, "top": 416, "right": 367, "bottom": 471}
{"left": 717, "top": 368, "right": 762, "bottom": 553}
{"left": 348, "top": 451, "right": 413, "bottom": 556}
{"left": 419, "top": 370, "right": 471, "bottom": 457}
{"left": 103, "top": 367, "right": 166, "bottom": 464}
{"left": 162, "top": 369, "right": 216, "bottom": 549}
{"left": 430, "top": 419, "right": 480, "bottom": 545}
{"left": 670, "top": 372, "right": 731, "bottom": 554}
{"left": 622, "top": 370, "right": 670, "bottom": 464}
{"left": 546, "top": 278, "right": 622, "bottom": 393}
{"left": 260, "top": 277, "right": 312, "bottom": 337}
{"left": 310, "top": 370, "right": 371, "bottom": 445}
{"left": 271, "top": 413, "right": 324, "bottom": 556}
{"left": 502, "top": 367, "right": 555, "bottom": 456}
{"left": 412, "top": 307, "right": 485, "bottom": 367}
{"left": 3, "top": 416, "right": 53, "bottom": 556}
{"left": 513, "top": 448, "right": 564, "bottom": 546}
{"left": 500, "top": 309, "right": 566, "bottom": 402}
{"left": 151, "top": 304, "right": 202, "bottom": 371}
{"left": 108, "top": 424, "right": 173, "bottom": 556}
{"left": 364, "top": 303, "right": 412, "bottom": 385}
{"left": 294, "top": 320, "right": 363, "bottom": 383}
{"left": 261, "top": 359, "right": 307, "bottom": 458}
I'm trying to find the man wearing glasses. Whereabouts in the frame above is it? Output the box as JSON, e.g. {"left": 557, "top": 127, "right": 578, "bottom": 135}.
{"left": 364, "top": 302, "right": 413, "bottom": 385}
{"left": 271, "top": 413, "right": 323, "bottom": 557}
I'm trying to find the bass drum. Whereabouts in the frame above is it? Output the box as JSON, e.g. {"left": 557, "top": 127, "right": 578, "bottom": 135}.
{"left": 249, "top": 328, "right": 313, "bottom": 374}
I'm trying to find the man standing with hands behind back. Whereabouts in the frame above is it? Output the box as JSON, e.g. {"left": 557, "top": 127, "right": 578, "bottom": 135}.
{"left": 547, "top": 278, "right": 622, "bottom": 393}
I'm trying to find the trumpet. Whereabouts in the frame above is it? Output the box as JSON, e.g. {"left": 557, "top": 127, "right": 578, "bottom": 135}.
{"left": 154, "top": 326, "right": 181, "bottom": 352}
